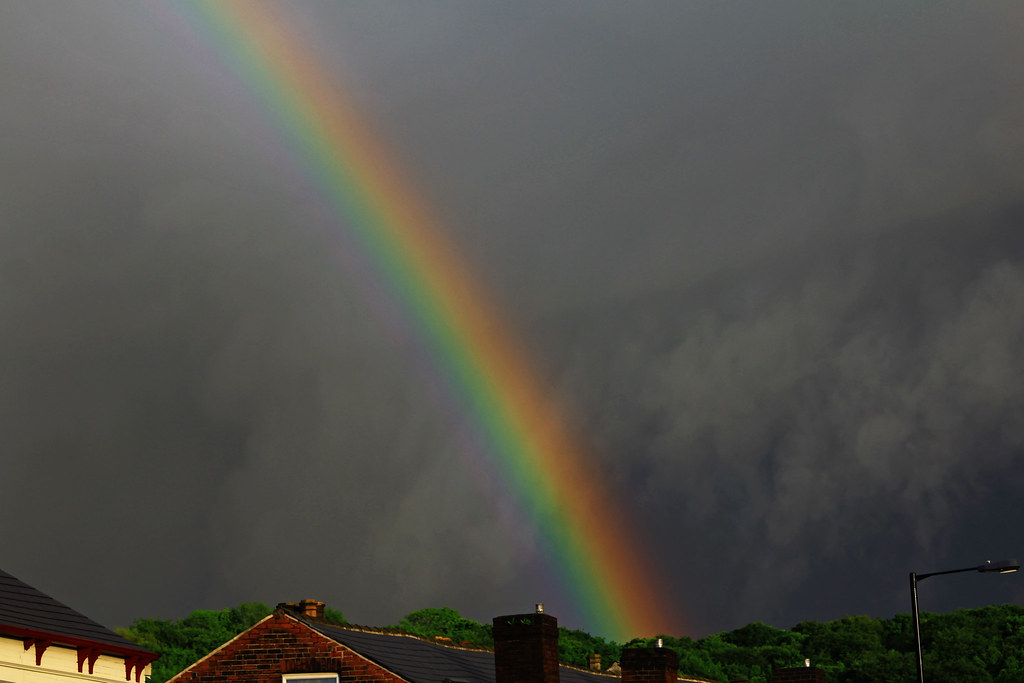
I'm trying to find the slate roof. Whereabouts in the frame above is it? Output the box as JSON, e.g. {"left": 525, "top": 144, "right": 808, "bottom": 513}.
{"left": 0, "top": 568, "right": 153, "bottom": 654}
{"left": 302, "top": 617, "right": 614, "bottom": 683}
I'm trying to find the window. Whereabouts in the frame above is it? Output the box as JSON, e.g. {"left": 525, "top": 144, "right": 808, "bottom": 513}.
{"left": 282, "top": 675, "right": 339, "bottom": 683}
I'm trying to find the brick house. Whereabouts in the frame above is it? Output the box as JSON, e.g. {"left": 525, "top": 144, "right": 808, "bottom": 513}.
{"left": 167, "top": 602, "right": 716, "bottom": 683}
{"left": 0, "top": 568, "right": 158, "bottom": 682}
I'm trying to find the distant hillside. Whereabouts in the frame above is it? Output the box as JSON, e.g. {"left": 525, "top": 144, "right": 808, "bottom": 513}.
{"left": 119, "top": 603, "right": 1024, "bottom": 683}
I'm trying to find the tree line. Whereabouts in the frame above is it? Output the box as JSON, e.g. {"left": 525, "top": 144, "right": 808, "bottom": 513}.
{"left": 118, "top": 603, "right": 1024, "bottom": 683}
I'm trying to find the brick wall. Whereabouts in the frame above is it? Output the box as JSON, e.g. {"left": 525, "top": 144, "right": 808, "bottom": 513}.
{"left": 492, "top": 612, "right": 560, "bottom": 683}
{"left": 620, "top": 647, "right": 679, "bottom": 683}
{"left": 169, "top": 612, "right": 406, "bottom": 683}
{"left": 770, "top": 666, "right": 827, "bottom": 683}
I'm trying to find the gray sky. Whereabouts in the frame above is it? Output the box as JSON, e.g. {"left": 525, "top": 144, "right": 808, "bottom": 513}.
{"left": 3, "top": 1, "right": 1024, "bottom": 639}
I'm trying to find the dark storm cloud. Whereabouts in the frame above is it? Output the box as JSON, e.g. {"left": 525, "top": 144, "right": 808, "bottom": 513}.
{"left": 542, "top": 210, "right": 1024, "bottom": 628}
{"left": 2, "top": 0, "right": 1024, "bottom": 638}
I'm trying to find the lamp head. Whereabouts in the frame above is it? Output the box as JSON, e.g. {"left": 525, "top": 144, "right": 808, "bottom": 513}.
{"left": 978, "top": 559, "right": 1020, "bottom": 574}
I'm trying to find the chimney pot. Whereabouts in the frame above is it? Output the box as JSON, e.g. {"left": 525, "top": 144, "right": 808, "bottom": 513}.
{"left": 298, "top": 599, "right": 325, "bottom": 619}
{"left": 621, "top": 648, "right": 678, "bottom": 683}
{"left": 535, "top": 603, "right": 544, "bottom": 613}
{"left": 493, "top": 611, "right": 559, "bottom": 683}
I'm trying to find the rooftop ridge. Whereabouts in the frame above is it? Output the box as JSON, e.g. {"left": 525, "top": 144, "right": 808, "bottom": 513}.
{"left": 282, "top": 606, "right": 716, "bottom": 683}
{"left": 293, "top": 614, "right": 495, "bottom": 653}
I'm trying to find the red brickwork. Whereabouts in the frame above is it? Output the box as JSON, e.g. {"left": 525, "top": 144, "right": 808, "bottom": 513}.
{"left": 620, "top": 647, "right": 679, "bottom": 683}
{"left": 492, "top": 613, "right": 560, "bottom": 683}
{"left": 169, "top": 612, "right": 407, "bottom": 683}
{"left": 770, "top": 666, "right": 827, "bottom": 683}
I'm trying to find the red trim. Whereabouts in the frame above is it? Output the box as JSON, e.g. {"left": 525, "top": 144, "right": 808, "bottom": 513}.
{"left": 78, "top": 646, "right": 101, "bottom": 673}
{"left": 0, "top": 623, "right": 155, "bottom": 661}
{"left": 126, "top": 654, "right": 150, "bottom": 682}
{"left": 22, "top": 637, "right": 51, "bottom": 665}
{"left": 4, "top": 624, "right": 157, "bottom": 677}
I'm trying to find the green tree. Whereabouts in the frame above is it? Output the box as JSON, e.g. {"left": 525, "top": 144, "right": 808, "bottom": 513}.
{"left": 393, "top": 607, "right": 493, "bottom": 647}
{"left": 324, "top": 606, "right": 347, "bottom": 624}
{"left": 723, "top": 622, "right": 798, "bottom": 649}
{"left": 558, "top": 626, "right": 620, "bottom": 670}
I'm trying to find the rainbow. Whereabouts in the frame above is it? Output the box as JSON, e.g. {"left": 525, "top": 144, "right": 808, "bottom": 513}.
{"left": 177, "top": 0, "right": 683, "bottom": 641}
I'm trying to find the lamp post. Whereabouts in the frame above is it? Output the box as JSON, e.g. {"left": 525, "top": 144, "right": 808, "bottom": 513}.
{"left": 910, "top": 559, "right": 1019, "bottom": 683}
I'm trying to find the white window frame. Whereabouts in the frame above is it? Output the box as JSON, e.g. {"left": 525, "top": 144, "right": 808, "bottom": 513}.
{"left": 282, "top": 675, "right": 339, "bottom": 682}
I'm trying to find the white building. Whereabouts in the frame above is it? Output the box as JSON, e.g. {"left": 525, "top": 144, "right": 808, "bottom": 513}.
{"left": 0, "top": 568, "right": 156, "bottom": 682}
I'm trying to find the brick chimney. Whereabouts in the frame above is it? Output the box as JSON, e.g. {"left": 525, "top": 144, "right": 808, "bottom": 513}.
{"left": 298, "top": 599, "right": 325, "bottom": 619}
{"left": 493, "top": 606, "right": 559, "bottom": 683}
{"left": 770, "top": 666, "right": 826, "bottom": 683}
{"left": 620, "top": 647, "right": 678, "bottom": 683}
{"left": 587, "top": 654, "right": 601, "bottom": 672}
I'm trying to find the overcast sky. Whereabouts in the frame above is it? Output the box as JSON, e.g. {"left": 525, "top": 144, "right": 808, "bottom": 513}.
{"left": 3, "top": 1, "right": 1024, "bottom": 640}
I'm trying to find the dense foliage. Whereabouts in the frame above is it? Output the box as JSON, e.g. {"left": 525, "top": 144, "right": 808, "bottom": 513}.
{"left": 391, "top": 607, "right": 494, "bottom": 647}
{"left": 627, "top": 605, "right": 1024, "bottom": 683}
{"left": 119, "top": 602, "right": 1024, "bottom": 683}
{"left": 557, "top": 625, "right": 621, "bottom": 670}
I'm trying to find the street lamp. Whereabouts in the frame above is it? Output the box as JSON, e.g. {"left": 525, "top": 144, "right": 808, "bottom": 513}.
{"left": 910, "top": 559, "right": 1020, "bottom": 683}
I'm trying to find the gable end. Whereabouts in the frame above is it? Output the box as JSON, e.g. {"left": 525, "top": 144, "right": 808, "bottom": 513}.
{"left": 169, "top": 611, "right": 411, "bottom": 683}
